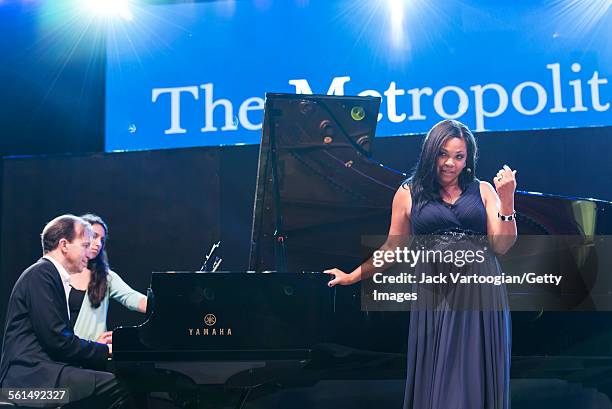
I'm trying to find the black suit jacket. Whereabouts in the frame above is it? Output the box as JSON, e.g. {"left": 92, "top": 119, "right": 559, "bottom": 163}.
{"left": 0, "top": 258, "right": 109, "bottom": 388}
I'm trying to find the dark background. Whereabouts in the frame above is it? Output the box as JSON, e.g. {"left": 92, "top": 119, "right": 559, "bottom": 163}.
{"left": 1, "top": 1, "right": 612, "bottom": 358}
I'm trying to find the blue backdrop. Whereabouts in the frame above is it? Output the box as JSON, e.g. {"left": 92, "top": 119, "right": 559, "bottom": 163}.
{"left": 105, "top": 0, "right": 612, "bottom": 151}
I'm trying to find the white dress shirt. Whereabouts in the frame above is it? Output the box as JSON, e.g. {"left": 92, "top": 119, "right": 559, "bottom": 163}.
{"left": 43, "top": 255, "right": 72, "bottom": 319}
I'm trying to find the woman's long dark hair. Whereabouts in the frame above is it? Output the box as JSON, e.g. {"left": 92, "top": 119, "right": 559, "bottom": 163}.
{"left": 405, "top": 119, "right": 478, "bottom": 210}
{"left": 81, "top": 214, "right": 109, "bottom": 308}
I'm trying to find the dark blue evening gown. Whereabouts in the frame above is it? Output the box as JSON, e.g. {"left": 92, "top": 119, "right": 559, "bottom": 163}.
{"left": 403, "top": 179, "right": 511, "bottom": 409}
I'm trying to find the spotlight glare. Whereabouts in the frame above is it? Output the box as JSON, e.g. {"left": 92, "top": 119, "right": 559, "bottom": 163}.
{"left": 550, "top": 0, "right": 612, "bottom": 36}
{"left": 80, "top": 0, "right": 134, "bottom": 21}
{"left": 387, "top": 0, "right": 411, "bottom": 50}
{"left": 388, "top": 0, "right": 405, "bottom": 28}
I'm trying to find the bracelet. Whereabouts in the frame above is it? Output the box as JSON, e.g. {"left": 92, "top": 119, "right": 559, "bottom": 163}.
{"left": 497, "top": 211, "right": 516, "bottom": 221}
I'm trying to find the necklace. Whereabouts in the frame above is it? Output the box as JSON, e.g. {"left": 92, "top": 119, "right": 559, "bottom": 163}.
{"left": 440, "top": 186, "right": 462, "bottom": 205}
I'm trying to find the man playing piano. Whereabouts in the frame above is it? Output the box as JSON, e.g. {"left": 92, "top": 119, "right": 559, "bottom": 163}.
{"left": 0, "top": 214, "right": 134, "bottom": 408}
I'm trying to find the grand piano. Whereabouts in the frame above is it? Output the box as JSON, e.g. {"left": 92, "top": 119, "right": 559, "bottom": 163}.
{"left": 114, "top": 94, "right": 612, "bottom": 408}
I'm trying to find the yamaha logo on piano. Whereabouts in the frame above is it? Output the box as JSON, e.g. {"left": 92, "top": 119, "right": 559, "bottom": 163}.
{"left": 188, "top": 313, "right": 233, "bottom": 336}
{"left": 204, "top": 314, "right": 216, "bottom": 326}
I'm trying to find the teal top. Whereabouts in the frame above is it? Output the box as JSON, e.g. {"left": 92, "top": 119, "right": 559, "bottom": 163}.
{"left": 73, "top": 270, "right": 146, "bottom": 341}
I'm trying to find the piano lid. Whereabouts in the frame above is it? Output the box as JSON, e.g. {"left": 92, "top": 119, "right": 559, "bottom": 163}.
{"left": 249, "top": 93, "right": 406, "bottom": 272}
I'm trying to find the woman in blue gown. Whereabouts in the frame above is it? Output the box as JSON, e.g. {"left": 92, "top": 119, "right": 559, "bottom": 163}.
{"left": 325, "top": 119, "right": 517, "bottom": 409}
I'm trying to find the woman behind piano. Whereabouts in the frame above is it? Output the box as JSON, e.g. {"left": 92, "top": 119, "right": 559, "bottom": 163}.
{"left": 68, "top": 213, "right": 147, "bottom": 343}
{"left": 325, "top": 119, "right": 517, "bottom": 409}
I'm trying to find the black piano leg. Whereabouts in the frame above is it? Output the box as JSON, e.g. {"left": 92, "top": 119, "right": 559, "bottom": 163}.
{"left": 235, "top": 388, "right": 252, "bottom": 409}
